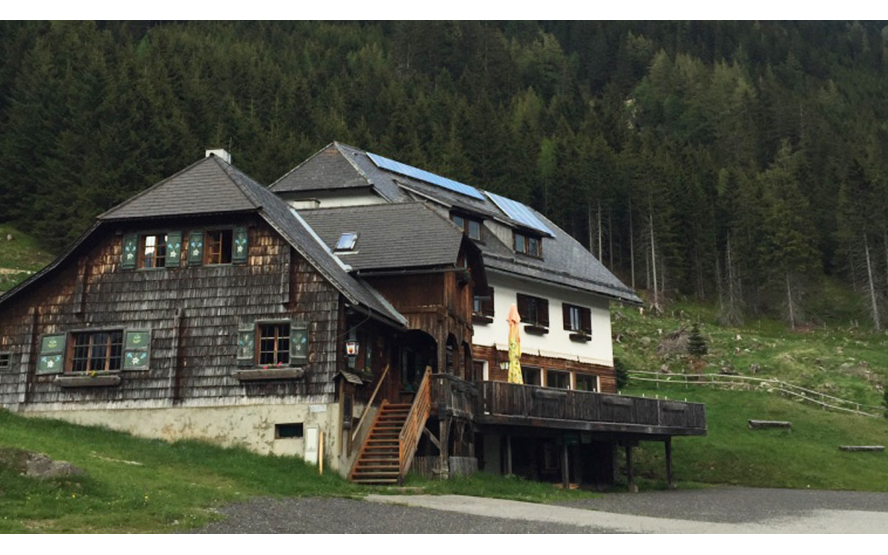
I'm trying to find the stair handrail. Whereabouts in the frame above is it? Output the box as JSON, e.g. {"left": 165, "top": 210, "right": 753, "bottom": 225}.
{"left": 352, "top": 364, "right": 391, "bottom": 444}
{"left": 398, "top": 366, "right": 433, "bottom": 479}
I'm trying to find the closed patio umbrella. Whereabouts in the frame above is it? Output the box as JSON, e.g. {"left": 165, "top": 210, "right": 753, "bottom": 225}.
{"left": 507, "top": 303, "right": 523, "bottom": 384}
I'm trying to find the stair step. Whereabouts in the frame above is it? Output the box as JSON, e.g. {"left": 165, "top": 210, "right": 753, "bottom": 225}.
{"left": 355, "top": 465, "right": 400, "bottom": 471}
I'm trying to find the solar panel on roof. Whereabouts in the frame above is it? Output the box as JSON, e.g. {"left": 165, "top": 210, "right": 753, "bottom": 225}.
{"left": 367, "top": 152, "right": 486, "bottom": 201}
{"left": 484, "top": 191, "right": 555, "bottom": 237}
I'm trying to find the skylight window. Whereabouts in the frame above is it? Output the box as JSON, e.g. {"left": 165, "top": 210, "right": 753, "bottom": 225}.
{"left": 335, "top": 232, "right": 358, "bottom": 251}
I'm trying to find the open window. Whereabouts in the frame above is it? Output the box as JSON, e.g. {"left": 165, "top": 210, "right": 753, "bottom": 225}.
{"left": 517, "top": 293, "right": 549, "bottom": 333}
{"left": 472, "top": 287, "right": 494, "bottom": 324}
{"left": 138, "top": 234, "right": 167, "bottom": 269}
{"left": 563, "top": 303, "right": 592, "bottom": 341}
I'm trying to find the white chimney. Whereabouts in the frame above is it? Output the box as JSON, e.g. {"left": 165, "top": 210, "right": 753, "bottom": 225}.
{"left": 205, "top": 149, "right": 232, "bottom": 164}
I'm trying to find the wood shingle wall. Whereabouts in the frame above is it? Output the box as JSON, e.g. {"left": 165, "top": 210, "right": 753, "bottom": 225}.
{"left": 0, "top": 215, "right": 342, "bottom": 410}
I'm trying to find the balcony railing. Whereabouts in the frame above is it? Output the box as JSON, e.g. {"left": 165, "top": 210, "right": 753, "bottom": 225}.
{"left": 431, "top": 374, "right": 706, "bottom": 435}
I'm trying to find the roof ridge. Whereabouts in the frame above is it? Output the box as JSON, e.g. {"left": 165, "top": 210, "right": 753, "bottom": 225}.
{"left": 268, "top": 142, "right": 335, "bottom": 190}
{"left": 333, "top": 142, "right": 388, "bottom": 200}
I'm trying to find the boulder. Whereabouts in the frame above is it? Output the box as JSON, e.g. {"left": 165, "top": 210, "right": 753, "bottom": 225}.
{"left": 0, "top": 447, "right": 86, "bottom": 479}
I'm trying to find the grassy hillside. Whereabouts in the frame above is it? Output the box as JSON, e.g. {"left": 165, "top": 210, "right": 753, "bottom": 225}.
{"left": 0, "top": 224, "right": 53, "bottom": 293}
{"left": 626, "top": 385, "right": 888, "bottom": 491}
{"left": 612, "top": 289, "right": 888, "bottom": 409}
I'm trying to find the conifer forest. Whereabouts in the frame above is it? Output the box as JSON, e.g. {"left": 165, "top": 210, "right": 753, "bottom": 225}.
{"left": 1, "top": 21, "right": 888, "bottom": 328}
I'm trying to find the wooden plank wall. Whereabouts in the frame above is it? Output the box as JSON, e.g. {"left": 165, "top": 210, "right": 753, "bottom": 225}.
{"left": 0, "top": 215, "right": 341, "bottom": 408}
{"left": 472, "top": 345, "right": 617, "bottom": 393}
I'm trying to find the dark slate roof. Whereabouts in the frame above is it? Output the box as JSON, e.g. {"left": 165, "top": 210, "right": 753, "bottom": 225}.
{"left": 99, "top": 156, "right": 257, "bottom": 220}
{"left": 271, "top": 144, "right": 641, "bottom": 304}
{"left": 270, "top": 142, "right": 408, "bottom": 203}
{"left": 3, "top": 156, "right": 408, "bottom": 327}
{"left": 300, "top": 203, "right": 466, "bottom": 272}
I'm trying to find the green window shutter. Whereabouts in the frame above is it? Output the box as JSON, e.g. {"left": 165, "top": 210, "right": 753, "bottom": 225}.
{"left": 232, "top": 227, "right": 248, "bottom": 264}
{"left": 187, "top": 231, "right": 204, "bottom": 266}
{"left": 237, "top": 323, "right": 255, "bottom": 367}
{"left": 37, "top": 334, "right": 66, "bottom": 374}
{"left": 124, "top": 330, "right": 151, "bottom": 370}
{"left": 165, "top": 232, "right": 183, "bottom": 268}
{"left": 122, "top": 234, "right": 138, "bottom": 270}
{"left": 290, "top": 320, "right": 309, "bottom": 366}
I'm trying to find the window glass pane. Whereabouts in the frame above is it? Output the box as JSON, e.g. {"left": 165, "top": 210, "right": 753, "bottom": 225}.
{"left": 335, "top": 232, "right": 358, "bottom": 251}
{"left": 547, "top": 370, "right": 570, "bottom": 389}
{"left": 527, "top": 236, "right": 540, "bottom": 257}
{"left": 467, "top": 219, "right": 481, "bottom": 240}
{"left": 259, "top": 324, "right": 290, "bottom": 366}
{"left": 522, "top": 366, "right": 542, "bottom": 386}
{"left": 451, "top": 215, "right": 464, "bottom": 229}
{"left": 569, "top": 306, "right": 581, "bottom": 331}
{"left": 514, "top": 233, "right": 526, "bottom": 253}
{"left": 576, "top": 374, "right": 597, "bottom": 392}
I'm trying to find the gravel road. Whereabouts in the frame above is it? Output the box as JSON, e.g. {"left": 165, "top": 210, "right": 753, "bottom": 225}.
{"left": 190, "top": 487, "right": 888, "bottom": 534}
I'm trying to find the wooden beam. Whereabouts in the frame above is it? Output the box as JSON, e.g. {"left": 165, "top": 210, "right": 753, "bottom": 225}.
{"left": 505, "top": 434, "right": 513, "bottom": 476}
{"left": 665, "top": 436, "right": 675, "bottom": 489}
{"left": 626, "top": 444, "right": 637, "bottom": 493}
{"left": 561, "top": 439, "right": 570, "bottom": 489}
{"left": 422, "top": 426, "right": 442, "bottom": 451}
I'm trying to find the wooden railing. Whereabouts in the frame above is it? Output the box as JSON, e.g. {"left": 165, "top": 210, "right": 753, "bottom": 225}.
{"left": 351, "top": 364, "right": 390, "bottom": 445}
{"left": 477, "top": 381, "right": 706, "bottom": 431}
{"left": 628, "top": 370, "right": 883, "bottom": 418}
{"left": 399, "top": 367, "right": 432, "bottom": 478}
{"left": 430, "top": 373, "right": 478, "bottom": 420}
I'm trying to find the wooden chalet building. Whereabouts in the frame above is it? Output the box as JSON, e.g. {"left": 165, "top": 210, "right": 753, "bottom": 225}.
{"left": 0, "top": 146, "right": 705, "bottom": 488}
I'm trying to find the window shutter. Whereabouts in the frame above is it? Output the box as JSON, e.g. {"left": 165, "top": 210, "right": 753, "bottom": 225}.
{"left": 165, "top": 232, "right": 182, "bottom": 268}
{"left": 187, "top": 231, "right": 204, "bottom": 266}
{"left": 123, "top": 330, "right": 151, "bottom": 370}
{"left": 539, "top": 298, "right": 549, "bottom": 328}
{"left": 37, "top": 334, "right": 66, "bottom": 374}
{"left": 236, "top": 323, "right": 255, "bottom": 367}
{"left": 562, "top": 303, "right": 571, "bottom": 331}
{"left": 290, "top": 320, "right": 309, "bottom": 366}
{"left": 232, "top": 227, "right": 248, "bottom": 264}
{"left": 122, "top": 234, "right": 138, "bottom": 270}
{"left": 582, "top": 308, "right": 592, "bottom": 335}
{"left": 516, "top": 294, "right": 527, "bottom": 321}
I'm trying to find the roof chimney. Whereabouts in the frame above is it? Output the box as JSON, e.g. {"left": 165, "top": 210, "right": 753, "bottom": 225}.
{"left": 205, "top": 149, "right": 232, "bottom": 164}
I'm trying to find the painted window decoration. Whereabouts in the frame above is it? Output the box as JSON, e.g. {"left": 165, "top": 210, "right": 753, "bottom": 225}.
{"left": 165, "top": 232, "right": 183, "bottom": 268}
{"left": 37, "top": 334, "right": 67, "bottom": 374}
{"left": 188, "top": 230, "right": 204, "bottom": 266}
{"left": 70, "top": 330, "right": 124, "bottom": 373}
{"left": 121, "top": 234, "right": 139, "bottom": 270}
{"left": 514, "top": 231, "right": 542, "bottom": 258}
{"left": 562, "top": 303, "right": 592, "bottom": 336}
{"left": 232, "top": 227, "right": 249, "bottom": 263}
{"left": 237, "top": 321, "right": 309, "bottom": 368}
{"left": 124, "top": 330, "right": 151, "bottom": 370}
{"left": 139, "top": 234, "right": 167, "bottom": 269}
{"left": 517, "top": 293, "right": 549, "bottom": 329}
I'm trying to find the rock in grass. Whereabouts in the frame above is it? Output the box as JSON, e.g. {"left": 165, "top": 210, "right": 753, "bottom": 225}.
{"left": 748, "top": 420, "right": 792, "bottom": 429}
{"left": 0, "top": 447, "right": 86, "bottom": 479}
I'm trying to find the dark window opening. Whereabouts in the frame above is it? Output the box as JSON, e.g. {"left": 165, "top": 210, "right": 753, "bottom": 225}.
{"left": 258, "top": 323, "right": 290, "bottom": 366}
{"left": 205, "top": 230, "right": 233, "bottom": 265}
{"left": 563, "top": 303, "right": 592, "bottom": 335}
{"left": 0, "top": 352, "right": 10, "bottom": 369}
{"left": 275, "top": 423, "right": 304, "bottom": 439}
{"left": 139, "top": 234, "right": 167, "bottom": 269}
{"left": 451, "top": 213, "right": 483, "bottom": 241}
{"left": 547, "top": 370, "right": 570, "bottom": 389}
{"left": 522, "top": 366, "right": 542, "bottom": 386}
{"left": 70, "top": 331, "right": 124, "bottom": 372}
{"left": 517, "top": 293, "right": 549, "bottom": 329}
{"left": 514, "top": 231, "right": 543, "bottom": 258}
{"left": 473, "top": 287, "right": 494, "bottom": 320}
{"left": 575, "top": 373, "right": 598, "bottom": 392}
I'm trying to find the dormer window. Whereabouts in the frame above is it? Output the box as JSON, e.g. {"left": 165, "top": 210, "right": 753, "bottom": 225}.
{"left": 335, "top": 232, "right": 358, "bottom": 251}
{"left": 451, "top": 214, "right": 483, "bottom": 241}
{"left": 514, "top": 231, "right": 542, "bottom": 258}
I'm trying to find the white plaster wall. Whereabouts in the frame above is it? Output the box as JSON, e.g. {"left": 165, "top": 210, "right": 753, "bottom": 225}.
{"left": 284, "top": 191, "right": 387, "bottom": 209}
{"left": 473, "top": 271, "right": 614, "bottom": 367}
{"left": 21, "top": 400, "right": 348, "bottom": 474}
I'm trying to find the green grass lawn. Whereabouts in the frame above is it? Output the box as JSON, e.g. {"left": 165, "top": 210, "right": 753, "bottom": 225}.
{"left": 0, "top": 224, "right": 53, "bottom": 293}
{"left": 625, "top": 384, "right": 888, "bottom": 491}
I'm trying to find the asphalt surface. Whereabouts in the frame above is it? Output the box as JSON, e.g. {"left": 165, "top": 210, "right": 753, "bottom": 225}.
{"left": 190, "top": 487, "right": 888, "bottom": 534}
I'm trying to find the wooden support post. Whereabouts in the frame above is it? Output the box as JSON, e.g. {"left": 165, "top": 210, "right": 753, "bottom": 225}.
{"left": 626, "top": 444, "right": 637, "bottom": 493}
{"left": 665, "top": 437, "right": 675, "bottom": 489}
{"left": 561, "top": 439, "right": 570, "bottom": 489}
{"left": 505, "top": 434, "right": 513, "bottom": 476}
{"left": 439, "top": 418, "right": 451, "bottom": 479}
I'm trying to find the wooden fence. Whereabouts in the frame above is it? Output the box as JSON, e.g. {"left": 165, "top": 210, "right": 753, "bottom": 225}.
{"left": 628, "top": 371, "right": 884, "bottom": 418}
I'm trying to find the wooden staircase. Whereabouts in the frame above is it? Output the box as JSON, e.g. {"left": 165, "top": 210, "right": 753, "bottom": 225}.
{"left": 349, "top": 368, "right": 432, "bottom": 485}
{"left": 350, "top": 401, "right": 411, "bottom": 484}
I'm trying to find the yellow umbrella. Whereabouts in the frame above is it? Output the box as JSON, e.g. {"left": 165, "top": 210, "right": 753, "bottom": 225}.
{"left": 507, "top": 303, "right": 523, "bottom": 384}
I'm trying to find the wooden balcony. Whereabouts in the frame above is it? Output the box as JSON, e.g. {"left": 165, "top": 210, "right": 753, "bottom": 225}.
{"left": 431, "top": 374, "right": 706, "bottom": 438}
